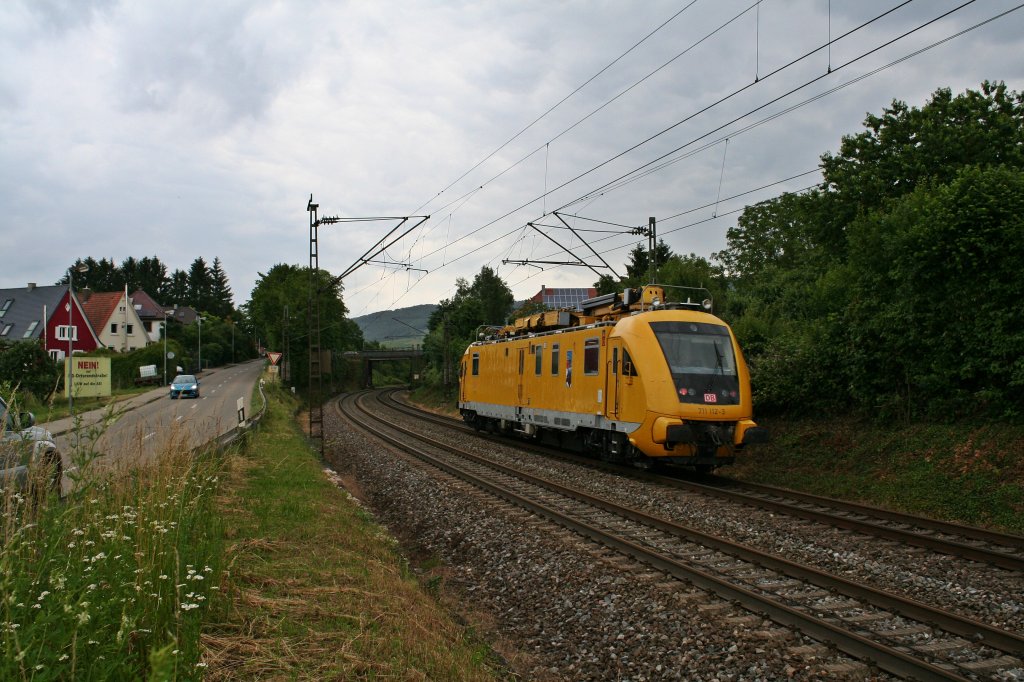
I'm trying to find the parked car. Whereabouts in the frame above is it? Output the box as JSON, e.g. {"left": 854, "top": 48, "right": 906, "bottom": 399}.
{"left": 169, "top": 374, "right": 200, "bottom": 399}
{"left": 1, "top": 394, "right": 62, "bottom": 498}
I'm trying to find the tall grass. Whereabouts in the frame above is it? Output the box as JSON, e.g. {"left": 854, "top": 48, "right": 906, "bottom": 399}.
{"left": 1, "top": 408, "right": 225, "bottom": 680}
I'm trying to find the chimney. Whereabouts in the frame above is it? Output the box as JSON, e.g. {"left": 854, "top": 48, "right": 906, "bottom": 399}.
{"left": 27, "top": 283, "right": 36, "bottom": 291}
{"left": 79, "top": 288, "right": 93, "bottom": 303}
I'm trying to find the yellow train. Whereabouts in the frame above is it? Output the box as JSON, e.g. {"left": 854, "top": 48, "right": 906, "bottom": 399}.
{"left": 458, "top": 285, "right": 767, "bottom": 471}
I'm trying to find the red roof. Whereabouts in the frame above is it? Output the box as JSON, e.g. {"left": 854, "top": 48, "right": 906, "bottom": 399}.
{"left": 81, "top": 291, "right": 123, "bottom": 330}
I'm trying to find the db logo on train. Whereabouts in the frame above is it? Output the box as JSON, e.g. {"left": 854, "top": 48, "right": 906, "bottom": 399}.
{"left": 704, "top": 393, "right": 717, "bottom": 403}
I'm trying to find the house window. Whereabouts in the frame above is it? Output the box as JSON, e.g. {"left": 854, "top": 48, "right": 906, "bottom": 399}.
{"left": 471, "top": 352, "right": 479, "bottom": 376}
{"left": 23, "top": 321, "right": 39, "bottom": 338}
{"left": 0, "top": 299, "right": 12, "bottom": 318}
{"left": 0, "top": 324, "right": 11, "bottom": 337}
{"left": 111, "top": 323, "right": 118, "bottom": 334}
{"left": 584, "top": 337, "right": 600, "bottom": 375}
{"left": 534, "top": 344, "right": 543, "bottom": 375}
{"left": 551, "top": 343, "right": 560, "bottom": 375}
{"left": 56, "top": 325, "right": 78, "bottom": 341}
{"left": 126, "top": 324, "right": 134, "bottom": 335}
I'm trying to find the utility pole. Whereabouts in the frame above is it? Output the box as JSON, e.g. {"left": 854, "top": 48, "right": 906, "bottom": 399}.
{"left": 443, "top": 315, "right": 451, "bottom": 395}
{"left": 283, "top": 305, "right": 290, "bottom": 383}
{"left": 648, "top": 216, "right": 657, "bottom": 284}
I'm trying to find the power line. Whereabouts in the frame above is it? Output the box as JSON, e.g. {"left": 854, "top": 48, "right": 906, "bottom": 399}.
{"left": 353, "top": 2, "right": 1022, "bottom": 313}
{"left": 407, "top": 1, "right": 936, "bottom": 268}
{"left": 412, "top": 1, "right": 702, "bottom": 215}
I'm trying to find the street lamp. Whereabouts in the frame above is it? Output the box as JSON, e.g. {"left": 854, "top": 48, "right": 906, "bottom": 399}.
{"left": 67, "top": 263, "right": 89, "bottom": 418}
{"left": 163, "top": 309, "right": 172, "bottom": 385}
{"left": 197, "top": 316, "right": 203, "bottom": 374}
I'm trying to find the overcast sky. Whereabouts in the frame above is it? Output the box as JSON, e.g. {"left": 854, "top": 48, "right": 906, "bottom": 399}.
{"left": 2, "top": 0, "right": 1022, "bottom": 317}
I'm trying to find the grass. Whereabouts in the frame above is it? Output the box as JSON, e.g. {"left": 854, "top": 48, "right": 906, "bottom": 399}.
{"left": 201, "top": 382, "right": 501, "bottom": 680}
{"left": 726, "top": 416, "right": 1024, "bottom": 534}
{"left": 1, "top": 406, "right": 224, "bottom": 680}
{"left": 19, "top": 384, "right": 161, "bottom": 424}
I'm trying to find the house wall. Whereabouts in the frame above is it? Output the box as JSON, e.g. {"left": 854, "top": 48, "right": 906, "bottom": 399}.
{"left": 96, "top": 294, "right": 149, "bottom": 352}
{"left": 44, "top": 291, "right": 100, "bottom": 359}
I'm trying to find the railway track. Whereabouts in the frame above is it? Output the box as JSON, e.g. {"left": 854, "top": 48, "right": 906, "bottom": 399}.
{"left": 379, "top": 389, "right": 1024, "bottom": 572}
{"left": 337, "top": 390, "right": 1024, "bottom": 681}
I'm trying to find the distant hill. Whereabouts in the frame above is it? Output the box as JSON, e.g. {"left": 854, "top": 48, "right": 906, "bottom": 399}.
{"left": 352, "top": 304, "right": 436, "bottom": 345}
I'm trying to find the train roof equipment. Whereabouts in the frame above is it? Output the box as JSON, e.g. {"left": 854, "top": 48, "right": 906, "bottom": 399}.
{"left": 482, "top": 285, "right": 714, "bottom": 341}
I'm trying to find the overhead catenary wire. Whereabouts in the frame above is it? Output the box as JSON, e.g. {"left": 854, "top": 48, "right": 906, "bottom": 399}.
{"left": 416, "top": 0, "right": 766, "bottom": 222}
{"left": 406, "top": 0, "right": 952, "bottom": 268}
{"left": 411, "top": 0, "right": 702, "bottom": 216}
{"left": 351, "top": 2, "right": 1022, "bottom": 313}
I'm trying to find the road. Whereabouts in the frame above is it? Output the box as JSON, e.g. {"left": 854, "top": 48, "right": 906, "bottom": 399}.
{"left": 47, "top": 359, "right": 266, "bottom": 493}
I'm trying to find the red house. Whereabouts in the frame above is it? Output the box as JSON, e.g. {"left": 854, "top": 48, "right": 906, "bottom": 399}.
{"left": 44, "top": 288, "right": 102, "bottom": 360}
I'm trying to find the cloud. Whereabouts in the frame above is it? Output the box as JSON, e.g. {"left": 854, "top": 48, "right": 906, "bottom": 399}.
{"left": 1, "top": 0, "right": 1022, "bottom": 315}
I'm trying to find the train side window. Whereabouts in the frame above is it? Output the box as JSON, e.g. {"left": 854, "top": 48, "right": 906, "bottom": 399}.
{"left": 551, "top": 343, "right": 560, "bottom": 375}
{"left": 534, "top": 344, "right": 543, "bottom": 375}
{"left": 612, "top": 347, "right": 618, "bottom": 375}
{"left": 472, "top": 352, "right": 479, "bottom": 376}
{"left": 584, "top": 337, "right": 599, "bottom": 375}
{"left": 622, "top": 349, "right": 638, "bottom": 376}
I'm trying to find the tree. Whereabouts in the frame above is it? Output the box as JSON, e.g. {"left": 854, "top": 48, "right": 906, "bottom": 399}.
{"left": 716, "top": 82, "right": 1024, "bottom": 419}
{"left": 188, "top": 258, "right": 214, "bottom": 312}
{"left": 845, "top": 166, "right": 1024, "bottom": 419}
{"left": 0, "top": 341, "right": 61, "bottom": 400}
{"left": 822, "top": 81, "right": 1024, "bottom": 217}
{"left": 208, "top": 257, "right": 234, "bottom": 318}
{"left": 624, "top": 240, "right": 673, "bottom": 284}
{"left": 423, "top": 267, "right": 515, "bottom": 392}
{"left": 164, "top": 270, "right": 190, "bottom": 304}
{"left": 470, "top": 266, "right": 514, "bottom": 326}
{"left": 247, "top": 264, "right": 361, "bottom": 387}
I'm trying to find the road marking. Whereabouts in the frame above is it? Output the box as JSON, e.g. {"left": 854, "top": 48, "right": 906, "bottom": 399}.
{"left": 175, "top": 415, "right": 184, "bottom": 422}
{"left": 144, "top": 432, "right": 156, "bottom": 441}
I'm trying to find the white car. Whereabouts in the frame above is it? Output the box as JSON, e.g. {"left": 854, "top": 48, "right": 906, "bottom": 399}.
{"left": 1, "top": 395, "right": 62, "bottom": 498}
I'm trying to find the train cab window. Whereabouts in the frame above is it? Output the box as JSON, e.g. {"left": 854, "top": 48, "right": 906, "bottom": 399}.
{"left": 472, "top": 352, "right": 479, "bottom": 376}
{"left": 583, "top": 337, "right": 599, "bottom": 375}
{"left": 534, "top": 344, "right": 543, "bottom": 375}
{"left": 551, "top": 343, "right": 560, "bottom": 375}
{"left": 622, "top": 349, "right": 638, "bottom": 376}
{"left": 612, "top": 347, "right": 618, "bottom": 375}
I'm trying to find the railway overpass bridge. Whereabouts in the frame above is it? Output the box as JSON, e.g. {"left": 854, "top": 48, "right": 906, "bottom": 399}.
{"left": 344, "top": 348, "right": 426, "bottom": 388}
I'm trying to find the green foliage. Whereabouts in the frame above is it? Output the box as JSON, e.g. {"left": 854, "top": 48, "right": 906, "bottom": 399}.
{"left": 719, "top": 82, "right": 1024, "bottom": 422}
{"left": 59, "top": 254, "right": 238, "bottom": 318}
{"left": 424, "top": 267, "right": 514, "bottom": 389}
{"left": 846, "top": 166, "right": 1024, "bottom": 419}
{"left": 727, "top": 418, "right": 1024, "bottom": 533}
{"left": 246, "top": 264, "right": 363, "bottom": 388}
{"left": 1, "top": 436, "right": 224, "bottom": 679}
{"left": 106, "top": 340, "right": 187, "bottom": 388}
{"left": 0, "top": 340, "right": 61, "bottom": 400}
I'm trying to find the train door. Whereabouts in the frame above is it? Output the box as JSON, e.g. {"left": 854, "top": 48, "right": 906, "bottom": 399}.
{"left": 606, "top": 338, "right": 622, "bottom": 419}
{"left": 516, "top": 346, "right": 526, "bottom": 407}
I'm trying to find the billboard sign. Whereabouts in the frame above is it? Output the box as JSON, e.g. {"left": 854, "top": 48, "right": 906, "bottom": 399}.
{"left": 66, "top": 357, "right": 112, "bottom": 398}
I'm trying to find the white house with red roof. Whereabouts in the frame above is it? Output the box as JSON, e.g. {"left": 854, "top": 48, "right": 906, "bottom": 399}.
{"left": 80, "top": 290, "right": 149, "bottom": 352}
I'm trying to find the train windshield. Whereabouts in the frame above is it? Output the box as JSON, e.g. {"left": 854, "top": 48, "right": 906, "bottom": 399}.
{"left": 650, "top": 321, "right": 739, "bottom": 405}
{"left": 651, "top": 322, "right": 736, "bottom": 375}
